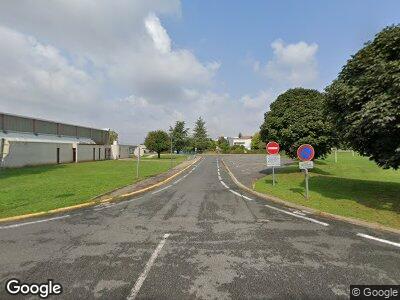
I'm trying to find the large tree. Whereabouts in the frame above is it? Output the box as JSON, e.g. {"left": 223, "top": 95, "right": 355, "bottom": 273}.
{"left": 192, "top": 117, "right": 209, "bottom": 152}
{"left": 169, "top": 121, "right": 189, "bottom": 154}
{"left": 260, "top": 88, "right": 335, "bottom": 159}
{"left": 144, "top": 130, "right": 170, "bottom": 158}
{"left": 325, "top": 25, "right": 400, "bottom": 169}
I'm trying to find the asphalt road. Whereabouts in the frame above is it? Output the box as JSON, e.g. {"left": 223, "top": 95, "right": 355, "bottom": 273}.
{"left": 222, "top": 154, "right": 293, "bottom": 188}
{"left": 0, "top": 156, "right": 399, "bottom": 299}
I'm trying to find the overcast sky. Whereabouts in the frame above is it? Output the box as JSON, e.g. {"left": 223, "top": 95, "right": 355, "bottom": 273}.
{"left": 0, "top": 0, "right": 399, "bottom": 143}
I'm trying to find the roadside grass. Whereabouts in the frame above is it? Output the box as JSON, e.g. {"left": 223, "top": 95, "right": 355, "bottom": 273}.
{"left": 0, "top": 154, "right": 188, "bottom": 218}
{"left": 254, "top": 152, "right": 400, "bottom": 229}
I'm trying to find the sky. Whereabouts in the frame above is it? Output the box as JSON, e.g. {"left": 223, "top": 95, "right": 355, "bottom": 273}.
{"left": 0, "top": 0, "right": 399, "bottom": 143}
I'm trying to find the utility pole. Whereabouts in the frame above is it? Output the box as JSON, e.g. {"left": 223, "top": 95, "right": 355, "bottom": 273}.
{"left": 170, "top": 134, "right": 173, "bottom": 169}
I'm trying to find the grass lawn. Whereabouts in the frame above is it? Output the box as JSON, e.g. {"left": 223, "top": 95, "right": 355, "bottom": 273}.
{"left": 254, "top": 152, "right": 400, "bottom": 229}
{"left": 0, "top": 154, "right": 188, "bottom": 218}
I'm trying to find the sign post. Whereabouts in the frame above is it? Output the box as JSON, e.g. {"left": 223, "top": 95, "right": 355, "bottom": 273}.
{"left": 297, "top": 144, "right": 315, "bottom": 199}
{"left": 134, "top": 145, "right": 144, "bottom": 178}
{"left": 266, "top": 141, "right": 280, "bottom": 186}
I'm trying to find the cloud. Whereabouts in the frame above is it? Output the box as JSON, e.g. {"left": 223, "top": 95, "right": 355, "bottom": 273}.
{"left": 0, "top": 1, "right": 269, "bottom": 143}
{"left": 145, "top": 13, "right": 171, "bottom": 54}
{"left": 256, "top": 39, "right": 319, "bottom": 88}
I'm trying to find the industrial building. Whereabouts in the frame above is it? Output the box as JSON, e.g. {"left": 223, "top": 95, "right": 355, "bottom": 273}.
{"left": 0, "top": 112, "right": 112, "bottom": 168}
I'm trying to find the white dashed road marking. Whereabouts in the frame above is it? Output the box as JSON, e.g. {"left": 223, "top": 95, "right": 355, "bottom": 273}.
{"left": 264, "top": 204, "right": 329, "bottom": 226}
{"left": 0, "top": 215, "right": 70, "bottom": 230}
{"left": 127, "top": 233, "right": 171, "bottom": 300}
{"left": 152, "top": 185, "right": 172, "bottom": 194}
{"left": 220, "top": 181, "right": 229, "bottom": 189}
{"left": 356, "top": 233, "right": 400, "bottom": 248}
{"left": 241, "top": 195, "right": 254, "bottom": 201}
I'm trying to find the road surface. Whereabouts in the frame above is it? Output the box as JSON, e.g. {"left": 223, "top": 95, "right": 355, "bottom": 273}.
{"left": 0, "top": 156, "right": 399, "bottom": 299}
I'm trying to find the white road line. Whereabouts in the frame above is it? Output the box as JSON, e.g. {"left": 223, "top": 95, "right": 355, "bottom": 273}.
{"left": 152, "top": 185, "right": 172, "bottom": 194}
{"left": 229, "top": 190, "right": 242, "bottom": 197}
{"left": 356, "top": 233, "right": 400, "bottom": 248}
{"left": 173, "top": 178, "right": 183, "bottom": 185}
{"left": 218, "top": 175, "right": 222, "bottom": 181}
{"left": 291, "top": 210, "right": 306, "bottom": 216}
{"left": 264, "top": 204, "right": 329, "bottom": 226}
{"left": 229, "top": 189, "right": 254, "bottom": 201}
{"left": 220, "top": 181, "right": 229, "bottom": 189}
{"left": 242, "top": 195, "right": 254, "bottom": 201}
{"left": 127, "top": 233, "right": 171, "bottom": 300}
{"left": 0, "top": 215, "right": 70, "bottom": 230}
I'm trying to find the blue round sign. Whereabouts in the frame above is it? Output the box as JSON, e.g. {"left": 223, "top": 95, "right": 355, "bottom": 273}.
{"left": 297, "top": 144, "right": 315, "bottom": 161}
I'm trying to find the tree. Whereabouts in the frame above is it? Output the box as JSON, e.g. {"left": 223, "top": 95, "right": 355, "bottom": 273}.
{"left": 217, "top": 137, "right": 230, "bottom": 153}
{"left": 192, "top": 117, "right": 209, "bottom": 152}
{"left": 260, "top": 88, "right": 335, "bottom": 159}
{"left": 251, "top": 132, "right": 264, "bottom": 150}
{"left": 108, "top": 130, "right": 118, "bottom": 144}
{"left": 144, "top": 130, "right": 170, "bottom": 158}
{"left": 169, "top": 121, "right": 189, "bottom": 154}
{"left": 238, "top": 132, "right": 242, "bottom": 138}
{"left": 325, "top": 25, "right": 400, "bottom": 169}
{"left": 207, "top": 139, "right": 217, "bottom": 151}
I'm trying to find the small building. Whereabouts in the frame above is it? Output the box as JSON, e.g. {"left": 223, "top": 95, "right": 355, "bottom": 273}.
{"left": 227, "top": 136, "right": 252, "bottom": 150}
{"left": 0, "top": 112, "right": 111, "bottom": 168}
{"left": 110, "top": 141, "right": 135, "bottom": 159}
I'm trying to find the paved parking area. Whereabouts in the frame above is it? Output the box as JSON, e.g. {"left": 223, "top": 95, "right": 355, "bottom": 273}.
{"left": 221, "top": 154, "right": 292, "bottom": 188}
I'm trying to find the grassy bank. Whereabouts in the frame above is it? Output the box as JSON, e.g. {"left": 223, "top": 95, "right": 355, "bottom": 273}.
{"left": 0, "top": 154, "right": 188, "bottom": 218}
{"left": 254, "top": 152, "right": 400, "bottom": 229}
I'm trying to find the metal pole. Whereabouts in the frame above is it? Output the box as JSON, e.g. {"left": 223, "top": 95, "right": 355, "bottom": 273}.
{"left": 272, "top": 166, "right": 275, "bottom": 186}
{"left": 305, "top": 169, "right": 309, "bottom": 199}
{"left": 170, "top": 134, "right": 173, "bottom": 169}
{"left": 0, "top": 138, "right": 4, "bottom": 172}
{"left": 136, "top": 145, "right": 140, "bottom": 179}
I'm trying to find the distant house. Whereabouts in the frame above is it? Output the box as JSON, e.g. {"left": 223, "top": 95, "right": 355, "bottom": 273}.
{"left": 227, "top": 136, "right": 252, "bottom": 150}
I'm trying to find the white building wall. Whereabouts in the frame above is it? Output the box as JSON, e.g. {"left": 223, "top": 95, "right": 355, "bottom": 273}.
{"left": 111, "top": 144, "right": 132, "bottom": 159}
{"left": 227, "top": 137, "right": 252, "bottom": 150}
{"left": 119, "top": 145, "right": 131, "bottom": 159}
{"left": 2, "top": 141, "right": 73, "bottom": 168}
{"left": 111, "top": 144, "right": 119, "bottom": 160}
{"left": 77, "top": 145, "right": 110, "bottom": 162}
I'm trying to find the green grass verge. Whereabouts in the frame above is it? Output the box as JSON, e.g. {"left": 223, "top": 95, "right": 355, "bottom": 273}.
{"left": 0, "top": 154, "right": 188, "bottom": 218}
{"left": 254, "top": 152, "right": 400, "bottom": 229}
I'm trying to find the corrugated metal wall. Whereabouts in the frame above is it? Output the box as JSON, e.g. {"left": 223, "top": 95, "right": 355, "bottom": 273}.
{"left": 36, "top": 119, "right": 58, "bottom": 135}
{"left": 4, "top": 115, "right": 34, "bottom": 133}
{"left": 1, "top": 113, "right": 109, "bottom": 144}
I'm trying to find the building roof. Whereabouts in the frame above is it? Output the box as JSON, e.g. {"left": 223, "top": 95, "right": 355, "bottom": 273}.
{"left": 0, "top": 112, "right": 109, "bottom": 145}
{"left": 0, "top": 131, "right": 96, "bottom": 144}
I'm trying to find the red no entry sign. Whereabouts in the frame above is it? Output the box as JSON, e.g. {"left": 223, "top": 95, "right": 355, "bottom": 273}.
{"left": 266, "top": 141, "right": 280, "bottom": 155}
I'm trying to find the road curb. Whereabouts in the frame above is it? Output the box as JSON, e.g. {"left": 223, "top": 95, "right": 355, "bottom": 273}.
{"left": 221, "top": 158, "right": 400, "bottom": 235}
{"left": 0, "top": 156, "right": 201, "bottom": 224}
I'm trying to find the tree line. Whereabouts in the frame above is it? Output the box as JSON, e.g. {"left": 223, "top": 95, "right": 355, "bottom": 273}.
{"left": 144, "top": 117, "right": 216, "bottom": 158}
{"left": 259, "top": 25, "right": 400, "bottom": 169}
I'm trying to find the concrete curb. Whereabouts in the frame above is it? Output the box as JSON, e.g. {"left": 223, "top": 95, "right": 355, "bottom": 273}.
{"left": 221, "top": 158, "right": 400, "bottom": 235}
{"left": 0, "top": 156, "right": 201, "bottom": 224}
